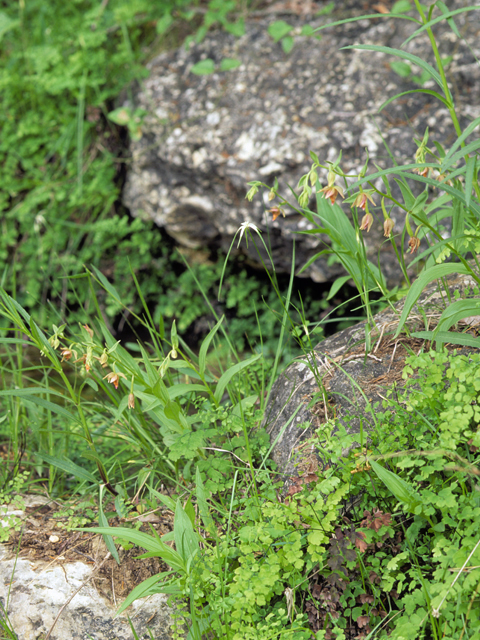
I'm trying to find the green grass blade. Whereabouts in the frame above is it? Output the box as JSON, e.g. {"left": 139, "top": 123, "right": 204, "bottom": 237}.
{"left": 311, "top": 12, "right": 419, "bottom": 36}
{"left": 369, "top": 459, "right": 418, "bottom": 507}
{"left": 116, "top": 572, "right": 176, "bottom": 616}
{"left": 433, "top": 299, "right": 480, "bottom": 335}
{"left": 174, "top": 499, "right": 199, "bottom": 565}
{"left": 213, "top": 354, "right": 261, "bottom": 403}
{"left": 441, "top": 116, "right": 480, "bottom": 166}
{"left": 37, "top": 454, "right": 97, "bottom": 483}
{"left": 465, "top": 156, "right": 476, "bottom": 209}
{"left": 79, "top": 526, "right": 185, "bottom": 571}
{"left": 441, "top": 139, "right": 480, "bottom": 172}
{"left": 378, "top": 89, "right": 449, "bottom": 113}
{"left": 412, "top": 330, "right": 480, "bottom": 349}
{"left": 394, "top": 263, "right": 473, "bottom": 338}
{"left": 98, "top": 485, "right": 120, "bottom": 565}
{"left": 198, "top": 316, "right": 224, "bottom": 377}
{"left": 401, "top": 7, "right": 480, "bottom": 47}
{"left": 342, "top": 44, "right": 443, "bottom": 90}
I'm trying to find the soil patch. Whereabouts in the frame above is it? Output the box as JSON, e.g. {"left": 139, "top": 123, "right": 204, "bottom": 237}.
{"left": 4, "top": 495, "right": 176, "bottom": 602}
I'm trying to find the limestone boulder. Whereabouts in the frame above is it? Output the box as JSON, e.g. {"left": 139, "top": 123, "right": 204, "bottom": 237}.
{"left": 123, "top": 0, "right": 479, "bottom": 284}
{"left": 262, "top": 269, "right": 480, "bottom": 488}
{"left": 0, "top": 497, "right": 177, "bottom": 640}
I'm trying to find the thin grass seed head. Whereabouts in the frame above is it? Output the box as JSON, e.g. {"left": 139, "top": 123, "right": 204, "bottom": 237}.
{"left": 237, "top": 221, "right": 260, "bottom": 248}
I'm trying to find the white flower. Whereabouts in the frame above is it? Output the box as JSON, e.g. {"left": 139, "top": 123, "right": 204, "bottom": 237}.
{"left": 237, "top": 221, "right": 260, "bottom": 248}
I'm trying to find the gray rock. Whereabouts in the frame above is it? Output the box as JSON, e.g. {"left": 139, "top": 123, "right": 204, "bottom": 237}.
{"left": 0, "top": 497, "right": 177, "bottom": 640}
{"left": 262, "top": 269, "right": 480, "bottom": 487}
{"left": 124, "top": 1, "right": 479, "bottom": 285}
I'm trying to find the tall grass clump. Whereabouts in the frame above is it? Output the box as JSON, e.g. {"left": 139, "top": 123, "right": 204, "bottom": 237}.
{"left": 1, "top": 1, "right": 480, "bottom": 640}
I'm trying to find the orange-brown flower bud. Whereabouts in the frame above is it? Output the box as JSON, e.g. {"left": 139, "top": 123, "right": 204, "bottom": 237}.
{"left": 351, "top": 192, "right": 376, "bottom": 210}
{"left": 103, "top": 371, "right": 126, "bottom": 390}
{"left": 413, "top": 167, "right": 429, "bottom": 178}
{"left": 269, "top": 206, "right": 285, "bottom": 221}
{"left": 60, "top": 349, "right": 73, "bottom": 361}
{"left": 408, "top": 236, "right": 421, "bottom": 254}
{"left": 360, "top": 213, "right": 373, "bottom": 232}
{"left": 383, "top": 218, "right": 394, "bottom": 238}
{"left": 318, "top": 184, "right": 344, "bottom": 205}
{"left": 83, "top": 324, "right": 94, "bottom": 338}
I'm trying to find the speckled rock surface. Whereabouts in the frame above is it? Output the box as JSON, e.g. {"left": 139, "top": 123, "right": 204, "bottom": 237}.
{"left": 0, "top": 497, "right": 177, "bottom": 640}
{"left": 124, "top": 1, "right": 479, "bottom": 283}
{"left": 262, "top": 269, "right": 480, "bottom": 484}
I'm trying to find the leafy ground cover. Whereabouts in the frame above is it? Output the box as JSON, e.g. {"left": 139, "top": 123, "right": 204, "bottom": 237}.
{"left": 1, "top": 0, "right": 480, "bottom": 639}
{"left": 0, "top": 0, "right": 340, "bottom": 357}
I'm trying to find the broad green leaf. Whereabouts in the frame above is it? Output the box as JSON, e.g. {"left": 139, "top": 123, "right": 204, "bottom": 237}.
{"left": 29, "top": 319, "right": 59, "bottom": 365}
{"left": 174, "top": 500, "right": 199, "bottom": 565}
{"left": 268, "top": 20, "right": 292, "bottom": 42}
{"left": 394, "top": 178, "right": 415, "bottom": 210}
{"left": 390, "top": 61, "right": 411, "bottom": 78}
{"left": 37, "top": 454, "right": 97, "bottom": 483}
{"left": 116, "top": 572, "right": 176, "bottom": 615}
{"left": 99, "top": 485, "right": 120, "bottom": 565}
{"left": 171, "top": 320, "right": 178, "bottom": 352}
{"left": 219, "top": 58, "right": 241, "bottom": 71}
{"left": 199, "top": 316, "right": 224, "bottom": 377}
{"left": 327, "top": 275, "right": 351, "bottom": 301}
{"left": 232, "top": 394, "right": 258, "bottom": 417}
{"left": 149, "top": 487, "right": 177, "bottom": 513}
{"left": 224, "top": 19, "right": 245, "bottom": 37}
{"left": 82, "top": 378, "right": 99, "bottom": 393}
{"left": 107, "top": 107, "right": 131, "bottom": 126}
{"left": 90, "top": 265, "right": 122, "bottom": 302}
{"left": 0, "top": 12, "right": 19, "bottom": 42}
{"left": 168, "top": 383, "right": 208, "bottom": 399}
{"left": 17, "top": 395, "right": 79, "bottom": 423}
{"left": 369, "top": 459, "right": 418, "bottom": 507}
{"left": 394, "top": 263, "right": 474, "bottom": 337}
{"left": 214, "top": 354, "right": 261, "bottom": 403}
{"left": 281, "top": 35, "right": 295, "bottom": 54}
{"left": 164, "top": 400, "right": 190, "bottom": 432}
{"left": 79, "top": 527, "right": 185, "bottom": 571}
{"left": 431, "top": 299, "right": 480, "bottom": 344}
{"left": 191, "top": 59, "right": 215, "bottom": 75}
{"left": 314, "top": 183, "right": 358, "bottom": 254}
{"left": 140, "top": 344, "right": 159, "bottom": 387}
{"left": 152, "top": 377, "right": 170, "bottom": 405}
{"left": 82, "top": 451, "right": 105, "bottom": 466}
{"left": 465, "top": 156, "right": 476, "bottom": 209}
{"left": 156, "top": 12, "right": 173, "bottom": 35}
{"left": 301, "top": 25, "right": 315, "bottom": 36}
{"left": 391, "top": 0, "right": 411, "bottom": 13}
{"left": 195, "top": 467, "right": 216, "bottom": 537}
{"left": 0, "top": 289, "right": 30, "bottom": 324}
{"left": 343, "top": 45, "right": 443, "bottom": 90}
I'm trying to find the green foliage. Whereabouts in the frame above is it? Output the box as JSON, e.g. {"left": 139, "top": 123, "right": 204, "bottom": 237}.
{"left": 77, "top": 344, "right": 480, "bottom": 638}
{"left": 0, "top": 0, "right": 259, "bottom": 347}
{"left": 0, "top": 473, "right": 27, "bottom": 542}
{"left": 3, "top": 2, "right": 480, "bottom": 639}
{"left": 249, "top": 2, "right": 480, "bottom": 333}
